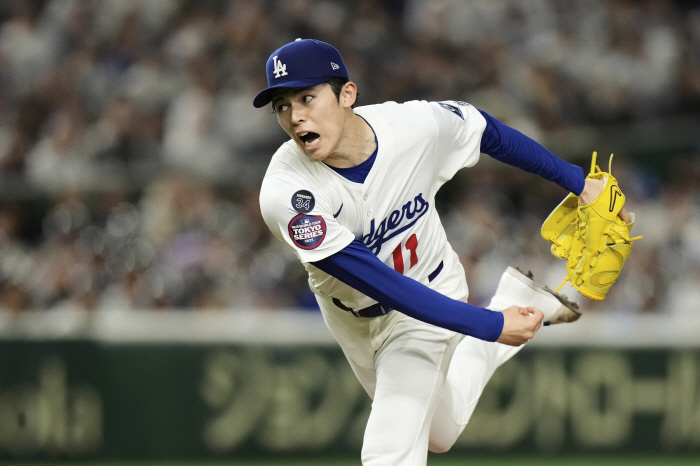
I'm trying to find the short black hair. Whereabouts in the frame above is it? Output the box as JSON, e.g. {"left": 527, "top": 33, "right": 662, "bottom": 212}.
{"left": 327, "top": 77, "right": 349, "bottom": 100}
{"left": 328, "top": 76, "right": 358, "bottom": 107}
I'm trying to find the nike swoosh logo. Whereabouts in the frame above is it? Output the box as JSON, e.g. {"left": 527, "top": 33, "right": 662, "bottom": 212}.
{"left": 609, "top": 185, "right": 622, "bottom": 212}
{"left": 333, "top": 203, "right": 343, "bottom": 218}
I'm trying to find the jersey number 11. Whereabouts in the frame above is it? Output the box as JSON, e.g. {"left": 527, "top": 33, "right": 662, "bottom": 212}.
{"left": 392, "top": 234, "right": 418, "bottom": 275}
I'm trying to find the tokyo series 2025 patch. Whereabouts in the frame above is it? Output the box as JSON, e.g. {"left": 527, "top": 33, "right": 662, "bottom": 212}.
{"left": 288, "top": 214, "right": 326, "bottom": 249}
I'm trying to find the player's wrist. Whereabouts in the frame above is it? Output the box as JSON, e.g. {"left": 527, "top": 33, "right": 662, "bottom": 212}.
{"left": 579, "top": 178, "right": 604, "bottom": 205}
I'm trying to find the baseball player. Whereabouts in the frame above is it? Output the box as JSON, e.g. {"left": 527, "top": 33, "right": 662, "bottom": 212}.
{"left": 255, "top": 39, "right": 628, "bottom": 465}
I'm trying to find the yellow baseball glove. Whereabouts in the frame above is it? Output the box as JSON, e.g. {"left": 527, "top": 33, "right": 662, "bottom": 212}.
{"left": 541, "top": 152, "right": 642, "bottom": 301}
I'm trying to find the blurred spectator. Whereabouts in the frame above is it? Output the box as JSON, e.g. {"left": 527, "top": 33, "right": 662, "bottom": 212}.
{"left": 0, "top": 0, "right": 58, "bottom": 98}
{"left": 0, "top": 202, "right": 33, "bottom": 312}
{"left": 162, "top": 52, "right": 232, "bottom": 182}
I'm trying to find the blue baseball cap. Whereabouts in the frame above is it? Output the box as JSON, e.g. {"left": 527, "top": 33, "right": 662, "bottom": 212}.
{"left": 253, "top": 39, "right": 349, "bottom": 108}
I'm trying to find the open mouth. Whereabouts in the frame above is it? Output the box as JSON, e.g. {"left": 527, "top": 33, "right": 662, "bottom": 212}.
{"left": 298, "top": 131, "right": 320, "bottom": 148}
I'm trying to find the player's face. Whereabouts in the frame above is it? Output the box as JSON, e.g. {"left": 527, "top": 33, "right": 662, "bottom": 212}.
{"left": 272, "top": 83, "right": 353, "bottom": 162}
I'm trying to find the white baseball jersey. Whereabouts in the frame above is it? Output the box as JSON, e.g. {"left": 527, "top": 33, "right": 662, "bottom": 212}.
{"left": 259, "top": 100, "right": 487, "bottom": 312}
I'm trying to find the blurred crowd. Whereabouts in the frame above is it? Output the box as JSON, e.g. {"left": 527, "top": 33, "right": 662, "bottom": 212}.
{"left": 0, "top": 0, "right": 699, "bottom": 315}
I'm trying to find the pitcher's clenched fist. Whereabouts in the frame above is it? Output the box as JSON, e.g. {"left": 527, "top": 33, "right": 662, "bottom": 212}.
{"left": 497, "top": 306, "right": 544, "bottom": 346}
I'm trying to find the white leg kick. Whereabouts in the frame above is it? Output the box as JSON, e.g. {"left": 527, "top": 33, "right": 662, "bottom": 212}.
{"left": 428, "top": 266, "right": 580, "bottom": 453}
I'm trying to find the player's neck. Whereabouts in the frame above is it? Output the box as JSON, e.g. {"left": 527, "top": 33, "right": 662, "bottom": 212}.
{"left": 324, "top": 113, "right": 376, "bottom": 169}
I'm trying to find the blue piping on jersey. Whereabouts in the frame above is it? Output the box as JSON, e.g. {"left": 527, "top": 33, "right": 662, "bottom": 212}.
{"left": 428, "top": 261, "right": 443, "bottom": 282}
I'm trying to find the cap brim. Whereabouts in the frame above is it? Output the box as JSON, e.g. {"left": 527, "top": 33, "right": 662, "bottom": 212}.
{"left": 252, "top": 77, "right": 331, "bottom": 108}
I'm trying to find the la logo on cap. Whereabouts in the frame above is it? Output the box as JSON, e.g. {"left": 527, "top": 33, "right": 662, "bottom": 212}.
{"left": 272, "top": 55, "right": 287, "bottom": 78}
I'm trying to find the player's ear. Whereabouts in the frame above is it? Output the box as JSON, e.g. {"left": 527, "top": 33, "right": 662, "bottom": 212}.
{"left": 341, "top": 82, "right": 357, "bottom": 108}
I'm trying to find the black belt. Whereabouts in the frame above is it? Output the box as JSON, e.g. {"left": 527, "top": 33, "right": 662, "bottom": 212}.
{"left": 333, "top": 260, "right": 444, "bottom": 318}
{"left": 333, "top": 298, "right": 392, "bottom": 318}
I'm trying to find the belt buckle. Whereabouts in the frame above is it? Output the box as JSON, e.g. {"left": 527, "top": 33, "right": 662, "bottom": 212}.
{"left": 358, "top": 303, "right": 392, "bottom": 318}
{"left": 333, "top": 298, "right": 391, "bottom": 318}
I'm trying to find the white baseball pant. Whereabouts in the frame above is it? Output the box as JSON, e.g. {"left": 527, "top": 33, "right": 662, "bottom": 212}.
{"left": 316, "top": 267, "right": 563, "bottom": 466}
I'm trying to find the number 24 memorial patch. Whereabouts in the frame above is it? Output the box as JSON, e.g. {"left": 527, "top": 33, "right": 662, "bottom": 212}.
{"left": 288, "top": 214, "right": 326, "bottom": 249}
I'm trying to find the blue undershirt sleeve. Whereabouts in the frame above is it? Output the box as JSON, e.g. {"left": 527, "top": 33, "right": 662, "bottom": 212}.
{"left": 478, "top": 109, "right": 585, "bottom": 195}
{"left": 312, "top": 239, "right": 504, "bottom": 342}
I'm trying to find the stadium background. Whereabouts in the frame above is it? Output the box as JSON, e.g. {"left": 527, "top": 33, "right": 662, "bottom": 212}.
{"left": 0, "top": 0, "right": 699, "bottom": 464}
